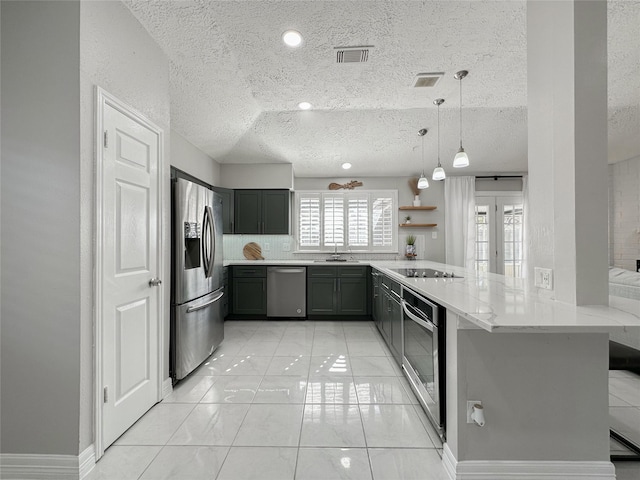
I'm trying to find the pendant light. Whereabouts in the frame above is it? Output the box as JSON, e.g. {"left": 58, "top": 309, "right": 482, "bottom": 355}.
{"left": 432, "top": 98, "right": 446, "bottom": 181}
{"left": 417, "top": 128, "right": 429, "bottom": 189}
{"left": 453, "top": 70, "right": 470, "bottom": 168}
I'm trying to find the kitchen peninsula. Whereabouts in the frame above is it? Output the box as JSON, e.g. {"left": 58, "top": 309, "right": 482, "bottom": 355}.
{"left": 227, "top": 259, "right": 640, "bottom": 479}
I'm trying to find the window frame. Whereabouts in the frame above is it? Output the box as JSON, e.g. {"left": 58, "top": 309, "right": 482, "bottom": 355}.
{"left": 294, "top": 190, "right": 398, "bottom": 253}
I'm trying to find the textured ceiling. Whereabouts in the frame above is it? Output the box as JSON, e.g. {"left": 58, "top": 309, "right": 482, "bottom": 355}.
{"left": 124, "top": 0, "right": 640, "bottom": 178}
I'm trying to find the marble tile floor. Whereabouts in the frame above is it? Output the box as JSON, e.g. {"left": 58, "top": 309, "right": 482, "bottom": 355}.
{"left": 87, "top": 320, "right": 640, "bottom": 480}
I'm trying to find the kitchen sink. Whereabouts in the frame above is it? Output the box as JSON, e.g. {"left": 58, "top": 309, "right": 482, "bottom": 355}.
{"left": 313, "top": 259, "right": 359, "bottom": 263}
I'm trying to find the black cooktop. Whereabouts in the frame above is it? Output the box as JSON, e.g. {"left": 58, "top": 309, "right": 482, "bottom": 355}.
{"left": 392, "top": 268, "right": 462, "bottom": 279}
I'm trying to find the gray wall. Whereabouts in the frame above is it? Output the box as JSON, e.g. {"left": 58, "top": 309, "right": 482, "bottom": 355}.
{"left": 1, "top": 1, "right": 81, "bottom": 455}
{"left": 171, "top": 130, "right": 221, "bottom": 186}
{"left": 446, "top": 314, "right": 610, "bottom": 462}
{"left": 79, "top": 0, "right": 171, "bottom": 452}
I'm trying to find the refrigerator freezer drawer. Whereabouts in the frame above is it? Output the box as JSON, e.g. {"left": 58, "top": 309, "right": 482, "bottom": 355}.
{"left": 174, "top": 288, "right": 224, "bottom": 380}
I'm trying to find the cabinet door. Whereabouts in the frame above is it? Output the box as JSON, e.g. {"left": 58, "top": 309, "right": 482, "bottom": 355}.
{"left": 390, "top": 296, "right": 402, "bottom": 364}
{"left": 337, "top": 277, "right": 368, "bottom": 315}
{"left": 262, "top": 190, "right": 290, "bottom": 234}
{"left": 380, "top": 291, "right": 391, "bottom": 343}
{"left": 371, "top": 273, "right": 380, "bottom": 323}
{"left": 234, "top": 190, "right": 261, "bottom": 234}
{"left": 232, "top": 277, "right": 266, "bottom": 315}
{"left": 213, "top": 187, "right": 234, "bottom": 234}
{"left": 307, "top": 277, "right": 337, "bottom": 315}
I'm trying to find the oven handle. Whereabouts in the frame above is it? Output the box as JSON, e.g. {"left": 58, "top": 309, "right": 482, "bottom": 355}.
{"left": 401, "top": 299, "right": 434, "bottom": 332}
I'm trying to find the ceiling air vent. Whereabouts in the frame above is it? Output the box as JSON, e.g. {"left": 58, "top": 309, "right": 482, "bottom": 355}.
{"left": 413, "top": 72, "right": 444, "bottom": 88}
{"left": 335, "top": 46, "right": 373, "bottom": 64}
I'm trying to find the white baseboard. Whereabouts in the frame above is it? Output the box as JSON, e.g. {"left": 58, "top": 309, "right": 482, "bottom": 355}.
{"left": 0, "top": 445, "right": 95, "bottom": 480}
{"left": 78, "top": 445, "right": 95, "bottom": 480}
{"left": 442, "top": 444, "right": 616, "bottom": 480}
{"left": 162, "top": 377, "right": 173, "bottom": 399}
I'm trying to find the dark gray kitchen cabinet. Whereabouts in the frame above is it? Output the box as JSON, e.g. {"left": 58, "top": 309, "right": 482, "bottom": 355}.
{"left": 230, "top": 266, "right": 267, "bottom": 316}
{"left": 378, "top": 274, "right": 402, "bottom": 364}
{"left": 212, "top": 187, "right": 234, "bottom": 234}
{"left": 234, "top": 189, "right": 290, "bottom": 234}
{"left": 307, "top": 266, "right": 370, "bottom": 317}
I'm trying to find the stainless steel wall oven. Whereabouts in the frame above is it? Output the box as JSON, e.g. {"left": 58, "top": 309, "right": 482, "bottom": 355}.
{"left": 401, "top": 286, "right": 446, "bottom": 440}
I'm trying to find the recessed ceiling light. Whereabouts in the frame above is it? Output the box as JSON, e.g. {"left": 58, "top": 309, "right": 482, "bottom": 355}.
{"left": 298, "top": 102, "right": 312, "bottom": 110}
{"left": 342, "top": 162, "right": 352, "bottom": 170}
{"left": 282, "top": 30, "right": 303, "bottom": 47}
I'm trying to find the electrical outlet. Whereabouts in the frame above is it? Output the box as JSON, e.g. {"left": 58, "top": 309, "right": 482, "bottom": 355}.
{"left": 467, "top": 401, "right": 482, "bottom": 423}
{"left": 264, "top": 243, "right": 270, "bottom": 252}
{"left": 432, "top": 231, "right": 437, "bottom": 239}
{"left": 534, "top": 267, "right": 553, "bottom": 290}
{"left": 282, "top": 242, "right": 290, "bottom": 252}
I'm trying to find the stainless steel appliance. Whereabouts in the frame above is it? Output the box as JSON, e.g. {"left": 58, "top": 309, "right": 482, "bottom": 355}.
{"left": 401, "top": 286, "right": 446, "bottom": 439}
{"left": 267, "top": 266, "right": 306, "bottom": 317}
{"left": 171, "top": 175, "right": 224, "bottom": 381}
{"left": 393, "top": 268, "right": 461, "bottom": 279}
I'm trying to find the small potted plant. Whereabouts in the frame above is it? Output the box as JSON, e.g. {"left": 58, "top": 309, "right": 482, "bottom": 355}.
{"left": 404, "top": 215, "right": 411, "bottom": 225}
{"left": 406, "top": 235, "right": 417, "bottom": 258}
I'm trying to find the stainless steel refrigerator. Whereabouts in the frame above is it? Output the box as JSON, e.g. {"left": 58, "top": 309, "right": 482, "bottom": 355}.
{"left": 171, "top": 176, "right": 224, "bottom": 381}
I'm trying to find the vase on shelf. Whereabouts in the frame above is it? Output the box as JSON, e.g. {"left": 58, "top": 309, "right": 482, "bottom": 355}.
{"left": 413, "top": 195, "right": 421, "bottom": 207}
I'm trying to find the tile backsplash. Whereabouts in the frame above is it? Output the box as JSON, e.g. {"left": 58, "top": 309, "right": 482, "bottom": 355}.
{"left": 223, "top": 234, "right": 425, "bottom": 261}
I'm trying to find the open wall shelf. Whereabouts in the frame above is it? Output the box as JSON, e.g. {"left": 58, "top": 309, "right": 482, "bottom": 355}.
{"left": 399, "top": 223, "right": 437, "bottom": 228}
{"left": 399, "top": 206, "right": 437, "bottom": 210}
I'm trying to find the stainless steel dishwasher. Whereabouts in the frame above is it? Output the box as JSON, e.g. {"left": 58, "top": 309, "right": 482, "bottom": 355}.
{"left": 267, "top": 266, "right": 307, "bottom": 317}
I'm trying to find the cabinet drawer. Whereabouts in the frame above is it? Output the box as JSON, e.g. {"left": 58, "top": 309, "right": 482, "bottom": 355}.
{"left": 338, "top": 266, "right": 368, "bottom": 278}
{"left": 233, "top": 266, "right": 266, "bottom": 277}
{"left": 307, "top": 266, "right": 338, "bottom": 277}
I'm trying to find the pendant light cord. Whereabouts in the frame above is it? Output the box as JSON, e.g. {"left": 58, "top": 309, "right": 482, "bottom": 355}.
{"left": 459, "top": 77, "right": 463, "bottom": 149}
{"left": 437, "top": 104, "right": 441, "bottom": 166}
{"left": 421, "top": 134, "right": 425, "bottom": 173}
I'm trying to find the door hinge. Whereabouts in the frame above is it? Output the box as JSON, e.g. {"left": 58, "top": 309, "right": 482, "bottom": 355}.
{"left": 103, "top": 386, "right": 108, "bottom": 403}
{"left": 103, "top": 131, "right": 108, "bottom": 148}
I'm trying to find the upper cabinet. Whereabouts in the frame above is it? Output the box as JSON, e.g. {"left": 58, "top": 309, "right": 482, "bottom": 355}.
{"left": 234, "top": 189, "right": 290, "bottom": 234}
{"left": 212, "top": 187, "right": 234, "bottom": 234}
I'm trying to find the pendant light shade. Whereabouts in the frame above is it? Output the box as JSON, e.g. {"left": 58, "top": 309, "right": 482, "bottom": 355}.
{"left": 432, "top": 98, "right": 446, "bottom": 181}
{"left": 453, "top": 70, "right": 470, "bottom": 168}
{"left": 417, "top": 128, "right": 429, "bottom": 189}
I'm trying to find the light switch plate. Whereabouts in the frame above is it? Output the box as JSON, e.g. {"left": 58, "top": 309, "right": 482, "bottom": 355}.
{"left": 432, "top": 231, "right": 437, "bottom": 239}
{"left": 534, "top": 267, "right": 553, "bottom": 290}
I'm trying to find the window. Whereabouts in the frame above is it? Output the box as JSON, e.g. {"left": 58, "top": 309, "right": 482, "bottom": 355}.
{"left": 295, "top": 190, "right": 398, "bottom": 252}
{"left": 474, "top": 195, "right": 524, "bottom": 277}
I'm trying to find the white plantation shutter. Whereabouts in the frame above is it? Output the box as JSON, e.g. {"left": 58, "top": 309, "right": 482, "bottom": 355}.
{"left": 372, "top": 195, "right": 393, "bottom": 248}
{"left": 298, "top": 194, "right": 321, "bottom": 247}
{"left": 295, "top": 190, "right": 397, "bottom": 252}
{"left": 323, "top": 195, "right": 344, "bottom": 246}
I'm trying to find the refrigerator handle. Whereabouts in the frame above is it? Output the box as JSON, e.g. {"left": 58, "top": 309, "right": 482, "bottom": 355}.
{"left": 206, "top": 205, "right": 216, "bottom": 278}
{"left": 186, "top": 290, "right": 224, "bottom": 313}
{"left": 202, "top": 207, "right": 212, "bottom": 278}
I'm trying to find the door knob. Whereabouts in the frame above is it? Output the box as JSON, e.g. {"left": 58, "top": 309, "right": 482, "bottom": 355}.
{"left": 149, "top": 278, "right": 162, "bottom": 287}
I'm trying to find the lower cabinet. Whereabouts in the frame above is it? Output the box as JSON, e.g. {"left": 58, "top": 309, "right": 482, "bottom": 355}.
{"left": 307, "top": 266, "right": 370, "bottom": 317}
{"left": 376, "top": 273, "right": 403, "bottom": 364}
{"left": 231, "top": 266, "right": 267, "bottom": 316}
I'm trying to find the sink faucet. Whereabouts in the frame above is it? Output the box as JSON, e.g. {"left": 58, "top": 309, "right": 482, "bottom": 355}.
{"left": 330, "top": 244, "right": 342, "bottom": 260}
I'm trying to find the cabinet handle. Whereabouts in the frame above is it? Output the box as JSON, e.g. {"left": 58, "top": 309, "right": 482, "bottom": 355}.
{"left": 258, "top": 221, "right": 260, "bottom": 232}
{"left": 334, "top": 279, "right": 337, "bottom": 292}
{"left": 337, "top": 278, "right": 341, "bottom": 291}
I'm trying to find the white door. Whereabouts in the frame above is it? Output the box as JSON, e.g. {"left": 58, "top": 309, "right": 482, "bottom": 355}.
{"left": 474, "top": 195, "right": 524, "bottom": 277}
{"left": 100, "top": 98, "right": 161, "bottom": 449}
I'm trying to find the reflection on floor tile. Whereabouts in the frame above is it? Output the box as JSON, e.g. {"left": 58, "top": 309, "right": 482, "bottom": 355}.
{"left": 233, "top": 404, "right": 304, "bottom": 446}
{"left": 167, "top": 404, "right": 249, "bottom": 446}
{"left": 296, "top": 448, "right": 372, "bottom": 480}
{"left": 115, "top": 404, "right": 195, "bottom": 446}
{"left": 85, "top": 446, "right": 161, "bottom": 480}
{"left": 300, "top": 404, "right": 366, "bottom": 447}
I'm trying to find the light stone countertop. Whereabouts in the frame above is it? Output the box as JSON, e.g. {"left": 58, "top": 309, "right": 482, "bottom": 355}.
{"left": 224, "top": 259, "right": 640, "bottom": 333}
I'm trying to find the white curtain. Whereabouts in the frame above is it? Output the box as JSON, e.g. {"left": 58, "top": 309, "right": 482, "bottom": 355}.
{"left": 521, "top": 174, "right": 529, "bottom": 279}
{"left": 444, "top": 176, "right": 476, "bottom": 268}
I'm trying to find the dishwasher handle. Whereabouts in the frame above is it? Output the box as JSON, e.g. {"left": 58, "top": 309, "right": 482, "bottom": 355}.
{"left": 268, "top": 267, "right": 306, "bottom": 274}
